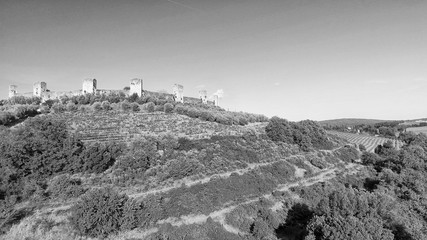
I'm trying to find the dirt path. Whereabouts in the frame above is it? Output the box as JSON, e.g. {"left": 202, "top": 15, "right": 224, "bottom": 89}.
{"left": 129, "top": 154, "right": 316, "bottom": 200}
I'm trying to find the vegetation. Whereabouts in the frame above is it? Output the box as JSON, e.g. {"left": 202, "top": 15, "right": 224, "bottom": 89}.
{"left": 1, "top": 94, "right": 427, "bottom": 240}
{"left": 266, "top": 117, "right": 334, "bottom": 151}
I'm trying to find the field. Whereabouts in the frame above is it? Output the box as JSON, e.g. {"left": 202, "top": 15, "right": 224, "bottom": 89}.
{"left": 319, "top": 118, "right": 387, "bottom": 127}
{"left": 50, "top": 111, "right": 267, "bottom": 143}
{"left": 406, "top": 126, "right": 427, "bottom": 135}
{"left": 328, "top": 131, "right": 403, "bottom": 152}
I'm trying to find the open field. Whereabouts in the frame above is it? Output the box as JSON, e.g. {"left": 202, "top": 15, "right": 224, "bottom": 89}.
{"left": 406, "top": 126, "right": 427, "bottom": 135}
{"left": 328, "top": 131, "right": 403, "bottom": 152}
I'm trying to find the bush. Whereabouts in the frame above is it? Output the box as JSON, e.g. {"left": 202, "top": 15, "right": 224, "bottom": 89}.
{"left": 0, "top": 112, "right": 14, "bottom": 125}
{"left": 144, "top": 102, "right": 155, "bottom": 113}
{"left": 131, "top": 102, "right": 140, "bottom": 112}
{"left": 154, "top": 104, "right": 164, "bottom": 112}
{"left": 101, "top": 100, "right": 111, "bottom": 110}
{"left": 47, "top": 174, "right": 85, "bottom": 199}
{"left": 78, "top": 105, "right": 89, "bottom": 112}
{"left": 66, "top": 102, "right": 78, "bottom": 112}
{"left": 121, "top": 101, "right": 131, "bottom": 111}
{"left": 70, "top": 188, "right": 128, "bottom": 238}
{"left": 78, "top": 143, "right": 123, "bottom": 174}
{"left": 50, "top": 102, "right": 65, "bottom": 113}
{"left": 92, "top": 102, "right": 102, "bottom": 112}
{"left": 164, "top": 103, "right": 174, "bottom": 113}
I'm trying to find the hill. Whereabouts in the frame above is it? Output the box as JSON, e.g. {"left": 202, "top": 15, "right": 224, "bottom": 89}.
{"left": 319, "top": 118, "right": 388, "bottom": 127}
{"left": 1, "top": 107, "right": 427, "bottom": 240}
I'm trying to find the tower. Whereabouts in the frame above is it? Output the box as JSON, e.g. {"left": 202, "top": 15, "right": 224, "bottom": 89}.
{"left": 9, "top": 85, "right": 17, "bottom": 98}
{"left": 213, "top": 94, "right": 220, "bottom": 107}
{"left": 130, "top": 78, "right": 143, "bottom": 97}
{"left": 82, "top": 78, "right": 97, "bottom": 94}
{"left": 199, "top": 90, "right": 208, "bottom": 104}
{"left": 173, "top": 84, "right": 184, "bottom": 103}
{"left": 33, "top": 82, "right": 47, "bottom": 97}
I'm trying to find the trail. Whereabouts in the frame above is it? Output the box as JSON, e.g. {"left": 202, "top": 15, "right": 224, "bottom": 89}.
{"left": 129, "top": 153, "right": 318, "bottom": 199}
{"left": 154, "top": 162, "right": 362, "bottom": 236}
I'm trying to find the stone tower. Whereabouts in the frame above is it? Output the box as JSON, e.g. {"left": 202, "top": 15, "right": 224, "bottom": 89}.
{"left": 82, "top": 78, "right": 97, "bottom": 94}
{"left": 130, "top": 78, "right": 143, "bottom": 97}
{"left": 173, "top": 84, "right": 184, "bottom": 103}
{"left": 33, "top": 82, "right": 47, "bottom": 97}
{"left": 213, "top": 94, "right": 220, "bottom": 107}
{"left": 199, "top": 90, "right": 208, "bottom": 104}
{"left": 9, "top": 85, "right": 17, "bottom": 98}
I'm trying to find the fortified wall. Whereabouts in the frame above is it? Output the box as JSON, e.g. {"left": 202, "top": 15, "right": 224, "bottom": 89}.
{"left": 8, "top": 78, "right": 218, "bottom": 106}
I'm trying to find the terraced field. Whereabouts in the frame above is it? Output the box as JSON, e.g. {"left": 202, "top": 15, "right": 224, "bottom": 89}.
{"left": 51, "top": 112, "right": 266, "bottom": 143}
{"left": 328, "top": 131, "right": 404, "bottom": 152}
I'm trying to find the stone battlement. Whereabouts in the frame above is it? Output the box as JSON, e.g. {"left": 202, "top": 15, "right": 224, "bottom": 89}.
{"left": 8, "top": 78, "right": 218, "bottom": 106}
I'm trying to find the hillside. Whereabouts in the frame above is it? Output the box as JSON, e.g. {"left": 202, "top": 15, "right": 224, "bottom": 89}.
{"left": 1, "top": 109, "right": 427, "bottom": 240}
{"left": 319, "top": 118, "right": 388, "bottom": 127}
{"left": 52, "top": 111, "right": 267, "bottom": 143}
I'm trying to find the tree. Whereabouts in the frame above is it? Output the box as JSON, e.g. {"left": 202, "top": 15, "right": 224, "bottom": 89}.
{"left": 70, "top": 188, "right": 128, "bottom": 238}
{"left": 164, "top": 103, "right": 174, "bottom": 113}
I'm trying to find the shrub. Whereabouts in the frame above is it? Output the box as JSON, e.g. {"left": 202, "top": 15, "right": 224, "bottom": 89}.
{"left": 78, "top": 105, "right": 89, "bottom": 112}
{"left": 0, "top": 112, "right": 14, "bottom": 125}
{"left": 92, "top": 102, "right": 102, "bottom": 112}
{"left": 50, "top": 102, "right": 65, "bottom": 113}
{"left": 131, "top": 102, "right": 140, "bottom": 112}
{"left": 359, "top": 144, "right": 366, "bottom": 152}
{"left": 47, "top": 174, "right": 85, "bottom": 199}
{"left": 121, "top": 101, "right": 131, "bottom": 111}
{"left": 128, "top": 93, "right": 139, "bottom": 103}
{"left": 164, "top": 103, "right": 174, "bottom": 113}
{"left": 154, "top": 104, "right": 164, "bottom": 112}
{"left": 144, "top": 102, "right": 155, "bottom": 113}
{"left": 78, "top": 143, "right": 123, "bottom": 174}
{"left": 70, "top": 188, "right": 128, "bottom": 238}
{"left": 101, "top": 100, "right": 111, "bottom": 110}
{"left": 120, "top": 198, "right": 145, "bottom": 230}
{"left": 66, "top": 102, "right": 78, "bottom": 112}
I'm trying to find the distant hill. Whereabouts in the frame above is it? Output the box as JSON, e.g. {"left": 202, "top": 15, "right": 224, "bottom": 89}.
{"left": 318, "top": 118, "right": 388, "bottom": 127}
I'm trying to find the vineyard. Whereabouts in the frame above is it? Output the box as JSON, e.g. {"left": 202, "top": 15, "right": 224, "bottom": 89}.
{"left": 328, "top": 131, "right": 404, "bottom": 152}
{"left": 407, "top": 126, "right": 427, "bottom": 135}
{"left": 49, "top": 111, "right": 267, "bottom": 143}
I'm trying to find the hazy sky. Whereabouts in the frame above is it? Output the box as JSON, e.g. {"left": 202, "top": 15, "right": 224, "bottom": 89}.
{"left": 1, "top": 0, "right": 427, "bottom": 121}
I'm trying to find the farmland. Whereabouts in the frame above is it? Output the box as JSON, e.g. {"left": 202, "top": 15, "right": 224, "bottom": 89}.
{"left": 406, "top": 126, "right": 427, "bottom": 135}
{"left": 328, "top": 131, "right": 403, "bottom": 152}
{"left": 51, "top": 111, "right": 267, "bottom": 143}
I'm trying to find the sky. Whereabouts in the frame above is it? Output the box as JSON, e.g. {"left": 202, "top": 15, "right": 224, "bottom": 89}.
{"left": 1, "top": 0, "right": 427, "bottom": 121}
